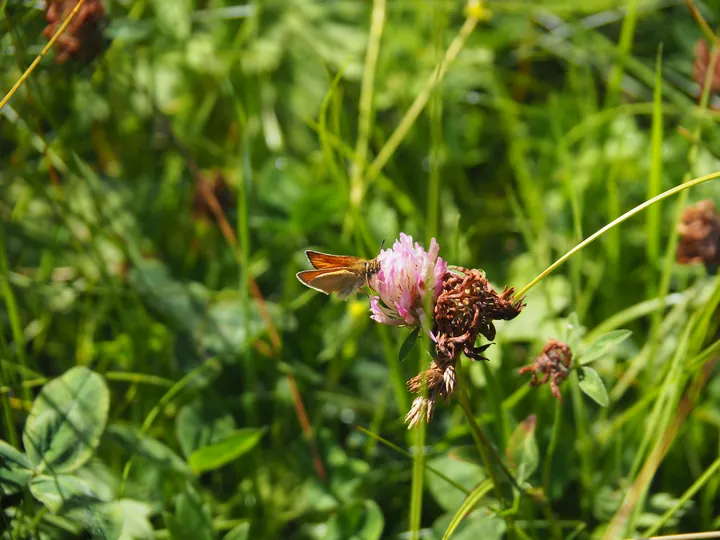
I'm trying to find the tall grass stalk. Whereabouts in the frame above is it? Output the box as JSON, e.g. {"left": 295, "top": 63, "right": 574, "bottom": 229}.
{"left": 349, "top": 0, "right": 386, "bottom": 210}
{"left": 602, "top": 0, "right": 639, "bottom": 289}
{"left": 365, "top": 11, "right": 479, "bottom": 186}
{"left": 0, "top": 231, "right": 30, "bottom": 406}
{"left": 645, "top": 47, "right": 664, "bottom": 299}
{"left": 644, "top": 456, "right": 720, "bottom": 537}
{"left": 515, "top": 170, "right": 720, "bottom": 299}
{"left": 648, "top": 42, "right": 720, "bottom": 380}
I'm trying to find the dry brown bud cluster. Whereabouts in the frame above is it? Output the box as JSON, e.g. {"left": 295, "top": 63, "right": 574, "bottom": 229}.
{"left": 693, "top": 39, "right": 720, "bottom": 95}
{"left": 518, "top": 339, "right": 572, "bottom": 401}
{"left": 43, "top": 0, "right": 106, "bottom": 64}
{"left": 677, "top": 200, "right": 720, "bottom": 269}
{"left": 405, "top": 268, "right": 524, "bottom": 427}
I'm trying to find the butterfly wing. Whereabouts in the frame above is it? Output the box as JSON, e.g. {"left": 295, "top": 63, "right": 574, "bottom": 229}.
{"left": 306, "top": 250, "right": 365, "bottom": 270}
{"left": 296, "top": 268, "right": 363, "bottom": 298}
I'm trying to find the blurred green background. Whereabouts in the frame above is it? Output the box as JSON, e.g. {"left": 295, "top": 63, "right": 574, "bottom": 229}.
{"left": 4, "top": 0, "right": 720, "bottom": 538}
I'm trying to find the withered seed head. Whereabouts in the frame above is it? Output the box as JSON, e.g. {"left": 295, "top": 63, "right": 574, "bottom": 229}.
{"left": 693, "top": 39, "right": 720, "bottom": 95}
{"left": 433, "top": 268, "right": 525, "bottom": 361}
{"left": 404, "top": 268, "right": 525, "bottom": 427}
{"left": 44, "top": 0, "right": 106, "bottom": 64}
{"left": 518, "top": 339, "right": 572, "bottom": 401}
{"left": 677, "top": 200, "right": 720, "bottom": 269}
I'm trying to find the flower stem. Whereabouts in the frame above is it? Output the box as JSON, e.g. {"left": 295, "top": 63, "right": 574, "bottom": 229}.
{"left": 515, "top": 170, "right": 720, "bottom": 300}
{"left": 543, "top": 399, "right": 564, "bottom": 540}
{"left": 456, "top": 384, "right": 507, "bottom": 509}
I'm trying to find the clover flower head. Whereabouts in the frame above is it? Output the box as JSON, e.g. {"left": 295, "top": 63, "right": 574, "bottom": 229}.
{"left": 369, "top": 233, "right": 446, "bottom": 328}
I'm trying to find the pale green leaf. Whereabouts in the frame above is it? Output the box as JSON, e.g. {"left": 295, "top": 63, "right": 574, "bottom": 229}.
{"left": 188, "top": 428, "right": 266, "bottom": 474}
{"left": 506, "top": 415, "right": 539, "bottom": 484}
{"left": 580, "top": 330, "right": 632, "bottom": 365}
{"left": 118, "top": 499, "right": 155, "bottom": 540}
{"left": 106, "top": 424, "right": 189, "bottom": 474}
{"left": 427, "top": 453, "right": 485, "bottom": 512}
{"left": 223, "top": 522, "right": 250, "bottom": 540}
{"left": 324, "top": 499, "right": 384, "bottom": 540}
{"left": 176, "top": 400, "right": 236, "bottom": 458}
{"left": 399, "top": 327, "right": 420, "bottom": 363}
{"left": 577, "top": 367, "right": 609, "bottom": 407}
{"left": 23, "top": 366, "right": 109, "bottom": 474}
{"left": 170, "top": 483, "right": 215, "bottom": 540}
{"left": 0, "top": 439, "right": 32, "bottom": 493}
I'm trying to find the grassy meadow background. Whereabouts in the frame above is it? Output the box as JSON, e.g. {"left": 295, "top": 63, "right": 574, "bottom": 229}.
{"left": 4, "top": 0, "right": 720, "bottom": 538}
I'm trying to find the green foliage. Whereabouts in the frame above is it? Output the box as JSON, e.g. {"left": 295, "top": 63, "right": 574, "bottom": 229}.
{"left": 506, "top": 415, "right": 539, "bottom": 484}
{"left": 3, "top": 0, "right": 720, "bottom": 538}
{"left": 324, "top": 500, "right": 384, "bottom": 540}
{"left": 432, "top": 509, "right": 506, "bottom": 540}
{"left": 23, "top": 366, "right": 109, "bottom": 474}
{"left": 30, "top": 475, "right": 124, "bottom": 540}
{"left": 188, "top": 428, "right": 266, "bottom": 474}
{"left": 579, "top": 329, "right": 632, "bottom": 365}
{"left": 164, "top": 483, "right": 215, "bottom": 540}
{"left": 106, "top": 424, "right": 190, "bottom": 474}
{"left": 398, "top": 327, "right": 420, "bottom": 363}
{"left": 0, "top": 440, "right": 32, "bottom": 494}
{"left": 1, "top": 370, "right": 123, "bottom": 538}
{"left": 577, "top": 366, "right": 610, "bottom": 407}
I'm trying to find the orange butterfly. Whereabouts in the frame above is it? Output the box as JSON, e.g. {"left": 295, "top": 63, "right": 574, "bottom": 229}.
{"left": 296, "top": 250, "right": 381, "bottom": 299}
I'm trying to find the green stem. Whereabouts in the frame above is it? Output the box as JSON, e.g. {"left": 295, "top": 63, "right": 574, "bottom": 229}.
{"left": 239, "top": 133, "right": 257, "bottom": 425}
{"left": 356, "top": 425, "right": 470, "bottom": 495}
{"left": 0, "top": 225, "right": 29, "bottom": 445}
{"left": 366, "top": 13, "right": 478, "bottom": 184}
{"left": 570, "top": 373, "right": 592, "bottom": 517}
{"left": 118, "top": 360, "right": 222, "bottom": 496}
{"left": 409, "top": 418, "right": 426, "bottom": 540}
{"left": 378, "top": 325, "right": 409, "bottom": 415}
{"left": 457, "top": 387, "right": 506, "bottom": 506}
{"left": 426, "top": 5, "right": 446, "bottom": 243}
{"left": 644, "top": 456, "right": 720, "bottom": 537}
{"left": 645, "top": 46, "right": 664, "bottom": 300}
{"left": 349, "top": 0, "right": 386, "bottom": 209}
{"left": 542, "top": 399, "right": 562, "bottom": 497}
{"left": 481, "top": 362, "right": 509, "bottom": 448}
{"left": 515, "top": 170, "right": 720, "bottom": 299}
{"left": 647, "top": 43, "right": 719, "bottom": 381}
{"left": 543, "top": 400, "right": 564, "bottom": 540}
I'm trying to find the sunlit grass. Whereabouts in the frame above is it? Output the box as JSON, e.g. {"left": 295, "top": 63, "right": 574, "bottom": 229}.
{"left": 2, "top": 0, "right": 720, "bottom": 538}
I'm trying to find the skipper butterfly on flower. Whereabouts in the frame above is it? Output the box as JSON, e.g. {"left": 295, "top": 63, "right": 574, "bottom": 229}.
{"left": 296, "top": 250, "right": 381, "bottom": 300}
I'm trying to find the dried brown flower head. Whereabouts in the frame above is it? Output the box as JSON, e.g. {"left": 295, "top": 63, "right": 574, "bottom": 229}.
{"left": 693, "top": 39, "right": 720, "bottom": 95}
{"left": 434, "top": 268, "right": 525, "bottom": 361}
{"left": 405, "top": 268, "right": 525, "bottom": 427}
{"left": 43, "top": 0, "right": 106, "bottom": 64}
{"left": 677, "top": 200, "right": 720, "bottom": 268}
{"left": 518, "top": 339, "right": 572, "bottom": 401}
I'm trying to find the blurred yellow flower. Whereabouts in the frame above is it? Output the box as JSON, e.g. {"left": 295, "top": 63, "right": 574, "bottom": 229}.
{"left": 348, "top": 298, "right": 368, "bottom": 321}
{"left": 466, "top": 0, "right": 492, "bottom": 22}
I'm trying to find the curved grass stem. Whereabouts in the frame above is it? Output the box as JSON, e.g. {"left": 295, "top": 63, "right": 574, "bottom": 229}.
{"left": 515, "top": 170, "right": 720, "bottom": 300}
{"left": 0, "top": 0, "right": 87, "bottom": 111}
